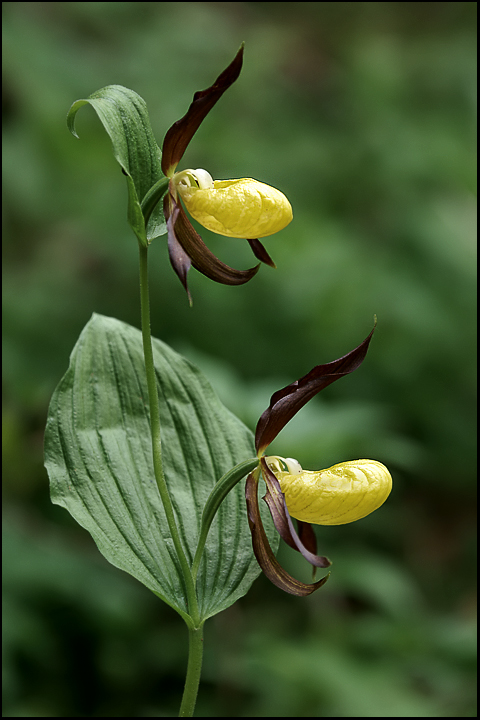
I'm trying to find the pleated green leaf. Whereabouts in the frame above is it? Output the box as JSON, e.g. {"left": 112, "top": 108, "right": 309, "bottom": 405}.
{"left": 45, "top": 314, "right": 277, "bottom": 621}
{"left": 67, "top": 85, "right": 166, "bottom": 244}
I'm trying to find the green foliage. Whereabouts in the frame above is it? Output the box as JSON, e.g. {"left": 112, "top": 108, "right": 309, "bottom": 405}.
{"left": 67, "top": 85, "right": 166, "bottom": 245}
{"left": 45, "top": 313, "right": 274, "bottom": 622}
{"left": 3, "top": 2, "right": 476, "bottom": 717}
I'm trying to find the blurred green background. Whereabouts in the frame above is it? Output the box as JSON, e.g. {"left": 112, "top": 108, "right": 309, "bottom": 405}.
{"left": 3, "top": 2, "right": 476, "bottom": 717}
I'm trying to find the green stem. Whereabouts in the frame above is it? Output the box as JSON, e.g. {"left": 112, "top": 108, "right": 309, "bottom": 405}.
{"left": 138, "top": 243, "right": 200, "bottom": 627}
{"left": 179, "top": 623, "right": 205, "bottom": 717}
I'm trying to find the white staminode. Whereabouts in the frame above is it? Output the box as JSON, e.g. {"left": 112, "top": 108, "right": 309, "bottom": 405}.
{"left": 174, "top": 168, "right": 214, "bottom": 190}
{"left": 284, "top": 457, "right": 303, "bottom": 475}
{"left": 266, "top": 456, "right": 303, "bottom": 475}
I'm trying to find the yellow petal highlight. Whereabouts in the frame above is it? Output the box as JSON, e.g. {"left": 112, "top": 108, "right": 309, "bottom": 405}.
{"left": 276, "top": 459, "right": 392, "bottom": 525}
{"left": 177, "top": 177, "right": 293, "bottom": 238}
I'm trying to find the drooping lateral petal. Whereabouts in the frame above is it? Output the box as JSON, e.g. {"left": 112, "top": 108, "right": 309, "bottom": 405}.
{"left": 260, "top": 458, "right": 331, "bottom": 569}
{"left": 245, "top": 472, "right": 330, "bottom": 597}
{"left": 165, "top": 189, "right": 260, "bottom": 292}
{"left": 296, "top": 520, "right": 318, "bottom": 557}
{"left": 161, "top": 45, "right": 244, "bottom": 176}
{"left": 255, "top": 323, "right": 376, "bottom": 454}
{"left": 165, "top": 201, "right": 193, "bottom": 304}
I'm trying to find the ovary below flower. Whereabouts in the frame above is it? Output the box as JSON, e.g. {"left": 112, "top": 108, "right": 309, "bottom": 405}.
{"left": 268, "top": 457, "right": 392, "bottom": 525}
{"left": 174, "top": 168, "right": 293, "bottom": 238}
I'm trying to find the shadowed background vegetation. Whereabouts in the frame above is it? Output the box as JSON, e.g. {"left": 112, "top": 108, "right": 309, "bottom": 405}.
{"left": 3, "top": 2, "right": 476, "bottom": 717}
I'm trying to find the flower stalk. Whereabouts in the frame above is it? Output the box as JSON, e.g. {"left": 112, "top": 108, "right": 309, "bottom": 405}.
{"left": 179, "top": 624, "right": 205, "bottom": 718}
{"left": 139, "top": 242, "right": 200, "bottom": 625}
{"left": 140, "top": 241, "right": 205, "bottom": 714}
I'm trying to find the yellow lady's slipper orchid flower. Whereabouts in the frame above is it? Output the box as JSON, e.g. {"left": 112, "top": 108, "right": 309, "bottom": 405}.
{"left": 267, "top": 457, "right": 392, "bottom": 525}
{"left": 158, "top": 45, "right": 291, "bottom": 301}
{"left": 174, "top": 169, "right": 293, "bottom": 239}
{"left": 246, "top": 325, "right": 394, "bottom": 597}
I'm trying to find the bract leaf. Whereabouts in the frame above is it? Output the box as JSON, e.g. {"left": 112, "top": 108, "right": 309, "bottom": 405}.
{"left": 45, "top": 314, "right": 277, "bottom": 621}
{"left": 165, "top": 200, "right": 193, "bottom": 304}
{"left": 255, "top": 324, "right": 376, "bottom": 454}
{"left": 67, "top": 85, "right": 166, "bottom": 242}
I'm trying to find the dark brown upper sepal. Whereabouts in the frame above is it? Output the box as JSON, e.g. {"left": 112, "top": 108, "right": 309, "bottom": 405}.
{"left": 255, "top": 324, "right": 376, "bottom": 454}
{"left": 161, "top": 45, "right": 244, "bottom": 176}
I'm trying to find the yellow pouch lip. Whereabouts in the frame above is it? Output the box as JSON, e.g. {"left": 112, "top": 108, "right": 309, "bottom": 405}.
{"left": 277, "top": 459, "right": 392, "bottom": 526}
{"left": 177, "top": 177, "right": 293, "bottom": 238}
